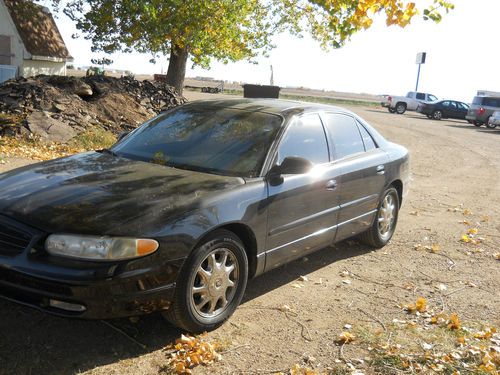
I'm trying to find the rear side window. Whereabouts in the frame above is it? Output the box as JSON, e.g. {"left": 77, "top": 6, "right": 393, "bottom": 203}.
{"left": 277, "top": 114, "right": 329, "bottom": 165}
{"left": 357, "top": 123, "right": 376, "bottom": 151}
{"left": 483, "top": 97, "right": 500, "bottom": 107}
{"left": 322, "top": 113, "right": 365, "bottom": 159}
{"left": 442, "top": 101, "right": 450, "bottom": 107}
{"left": 472, "top": 97, "right": 483, "bottom": 105}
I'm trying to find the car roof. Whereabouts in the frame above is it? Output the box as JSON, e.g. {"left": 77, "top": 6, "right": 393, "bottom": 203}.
{"left": 183, "top": 98, "right": 354, "bottom": 117}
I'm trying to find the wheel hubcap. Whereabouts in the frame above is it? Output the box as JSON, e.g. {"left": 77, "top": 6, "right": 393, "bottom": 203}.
{"left": 378, "top": 194, "right": 396, "bottom": 239}
{"left": 190, "top": 248, "right": 238, "bottom": 318}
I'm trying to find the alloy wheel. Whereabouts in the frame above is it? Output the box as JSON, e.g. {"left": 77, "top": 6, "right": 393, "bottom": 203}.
{"left": 190, "top": 248, "right": 239, "bottom": 318}
{"left": 433, "top": 111, "right": 442, "bottom": 120}
{"left": 378, "top": 193, "right": 397, "bottom": 240}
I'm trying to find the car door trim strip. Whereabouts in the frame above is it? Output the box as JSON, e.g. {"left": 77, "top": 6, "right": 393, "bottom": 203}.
{"left": 268, "top": 205, "right": 340, "bottom": 237}
{"left": 266, "top": 209, "right": 377, "bottom": 255}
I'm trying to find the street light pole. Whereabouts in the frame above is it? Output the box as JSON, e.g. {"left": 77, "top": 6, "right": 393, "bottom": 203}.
{"left": 415, "top": 52, "right": 426, "bottom": 92}
{"left": 415, "top": 63, "right": 422, "bottom": 91}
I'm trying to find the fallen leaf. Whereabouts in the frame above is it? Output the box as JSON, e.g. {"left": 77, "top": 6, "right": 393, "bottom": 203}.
{"left": 415, "top": 297, "right": 427, "bottom": 312}
{"left": 467, "top": 228, "right": 479, "bottom": 235}
{"left": 447, "top": 313, "right": 461, "bottom": 330}
{"left": 337, "top": 331, "right": 355, "bottom": 344}
{"left": 431, "top": 244, "right": 440, "bottom": 253}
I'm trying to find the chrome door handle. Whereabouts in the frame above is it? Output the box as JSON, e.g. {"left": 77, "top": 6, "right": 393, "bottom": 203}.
{"left": 376, "top": 165, "right": 385, "bottom": 175}
{"left": 326, "top": 179, "right": 338, "bottom": 190}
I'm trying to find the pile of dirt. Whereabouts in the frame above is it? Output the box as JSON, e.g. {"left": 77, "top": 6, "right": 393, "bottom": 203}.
{"left": 0, "top": 75, "right": 187, "bottom": 142}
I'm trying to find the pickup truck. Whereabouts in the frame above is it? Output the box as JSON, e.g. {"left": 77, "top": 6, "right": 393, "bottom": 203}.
{"left": 381, "top": 91, "right": 438, "bottom": 114}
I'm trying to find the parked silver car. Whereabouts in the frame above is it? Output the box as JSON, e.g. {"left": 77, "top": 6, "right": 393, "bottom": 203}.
{"left": 487, "top": 111, "right": 500, "bottom": 129}
{"left": 465, "top": 91, "right": 500, "bottom": 128}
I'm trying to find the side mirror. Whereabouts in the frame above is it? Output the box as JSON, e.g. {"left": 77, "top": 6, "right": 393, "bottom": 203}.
{"left": 117, "top": 131, "right": 129, "bottom": 142}
{"left": 279, "top": 156, "right": 314, "bottom": 175}
{"left": 267, "top": 156, "right": 314, "bottom": 186}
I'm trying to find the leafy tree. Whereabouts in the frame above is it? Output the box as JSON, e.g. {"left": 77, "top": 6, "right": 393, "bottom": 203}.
{"left": 58, "top": 0, "right": 454, "bottom": 94}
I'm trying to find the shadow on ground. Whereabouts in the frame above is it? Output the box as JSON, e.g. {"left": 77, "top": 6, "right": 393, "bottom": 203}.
{"left": 0, "top": 241, "right": 370, "bottom": 375}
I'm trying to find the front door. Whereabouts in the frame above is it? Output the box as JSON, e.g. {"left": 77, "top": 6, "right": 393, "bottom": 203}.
{"left": 264, "top": 114, "right": 341, "bottom": 271}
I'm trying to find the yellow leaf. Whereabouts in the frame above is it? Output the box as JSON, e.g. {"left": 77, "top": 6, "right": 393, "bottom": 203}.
{"left": 467, "top": 228, "right": 479, "bottom": 235}
{"left": 431, "top": 244, "right": 440, "bottom": 253}
{"left": 460, "top": 235, "right": 471, "bottom": 243}
{"left": 337, "top": 331, "right": 355, "bottom": 344}
{"left": 447, "top": 313, "right": 461, "bottom": 330}
{"left": 415, "top": 297, "right": 427, "bottom": 312}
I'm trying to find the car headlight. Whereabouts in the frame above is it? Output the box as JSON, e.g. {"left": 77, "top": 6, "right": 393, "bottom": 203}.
{"left": 45, "top": 234, "right": 159, "bottom": 261}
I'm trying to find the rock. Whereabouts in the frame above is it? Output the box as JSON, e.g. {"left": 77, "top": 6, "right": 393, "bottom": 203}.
{"left": 73, "top": 81, "right": 93, "bottom": 97}
{"left": 27, "top": 112, "right": 77, "bottom": 143}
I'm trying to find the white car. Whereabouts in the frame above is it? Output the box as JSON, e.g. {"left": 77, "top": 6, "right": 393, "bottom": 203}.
{"left": 487, "top": 111, "right": 500, "bottom": 129}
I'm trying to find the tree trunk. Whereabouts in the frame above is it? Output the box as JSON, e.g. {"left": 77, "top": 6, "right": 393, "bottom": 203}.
{"left": 165, "top": 44, "right": 188, "bottom": 95}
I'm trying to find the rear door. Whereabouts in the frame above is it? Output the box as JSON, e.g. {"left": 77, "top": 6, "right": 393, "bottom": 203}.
{"left": 456, "top": 102, "right": 469, "bottom": 119}
{"left": 265, "top": 114, "right": 342, "bottom": 270}
{"left": 321, "top": 113, "right": 388, "bottom": 242}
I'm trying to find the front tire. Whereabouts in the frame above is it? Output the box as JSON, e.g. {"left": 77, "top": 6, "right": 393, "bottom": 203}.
{"left": 432, "top": 110, "right": 443, "bottom": 120}
{"left": 388, "top": 108, "right": 396, "bottom": 114}
{"left": 164, "top": 230, "right": 248, "bottom": 332}
{"left": 360, "top": 187, "right": 399, "bottom": 248}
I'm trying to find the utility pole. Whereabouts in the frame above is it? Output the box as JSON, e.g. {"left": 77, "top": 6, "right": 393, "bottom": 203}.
{"left": 415, "top": 52, "right": 426, "bottom": 91}
{"left": 270, "top": 65, "right": 274, "bottom": 86}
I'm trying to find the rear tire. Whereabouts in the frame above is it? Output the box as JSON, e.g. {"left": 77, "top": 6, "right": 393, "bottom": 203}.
{"left": 163, "top": 230, "right": 248, "bottom": 332}
{"left": 388, "top": 108, "right": 396, "bottom": 114}
{"left": 395, "top": 103, "right": 407, "bottom": 114}
{"left": 359, "top": 187, "right": 399, "bottom": 248}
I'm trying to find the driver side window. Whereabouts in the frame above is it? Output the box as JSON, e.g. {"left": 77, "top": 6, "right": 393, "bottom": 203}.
{"left": 277, "top": 114, "right": 329, "bottom": 165}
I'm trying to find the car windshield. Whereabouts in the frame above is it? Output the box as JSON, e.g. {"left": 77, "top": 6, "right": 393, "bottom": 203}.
{"left": 111, "top": 105, "right": 283, "bottom": 177}
{"left": 428, "top": 95, "right": 438, "bottom": 101}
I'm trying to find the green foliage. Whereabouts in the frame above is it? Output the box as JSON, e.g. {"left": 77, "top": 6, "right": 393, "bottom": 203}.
{"left": 52, "top": 0, "right": 454, "bottom": 78}
{"left": 68, "top": 127, "right": 116, "bottom": 150}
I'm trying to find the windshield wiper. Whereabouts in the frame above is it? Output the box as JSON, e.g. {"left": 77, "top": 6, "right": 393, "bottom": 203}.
{"left": 97, "top": 148, "right": 119, "bottom": 157}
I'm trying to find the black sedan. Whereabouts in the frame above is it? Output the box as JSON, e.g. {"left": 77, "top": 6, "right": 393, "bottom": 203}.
{"left": 0, "top": 99, "right": 410, "bottom": 332}
{"left": 417, "top": 100, "right": 470, "bottom": 120}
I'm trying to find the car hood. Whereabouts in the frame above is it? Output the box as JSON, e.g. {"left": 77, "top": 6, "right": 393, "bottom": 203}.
{"left": 0, "top": 152, "right": 244, "bottom": 235}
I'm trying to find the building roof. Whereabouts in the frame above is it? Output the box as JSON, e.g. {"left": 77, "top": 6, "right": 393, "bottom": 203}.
{"left": 3, "top": 0, "right": 72, "bottom": 61}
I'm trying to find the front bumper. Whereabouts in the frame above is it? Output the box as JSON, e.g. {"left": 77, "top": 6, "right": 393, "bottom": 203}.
{"left": 0, "top": 216, "right": 183, "bottom": 319}
{"left": 0, "top": 264, "right": 179, "bottom": 319}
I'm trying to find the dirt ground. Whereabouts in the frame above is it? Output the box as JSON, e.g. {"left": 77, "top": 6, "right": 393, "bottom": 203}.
{"left": 0, "top": 96, "right": 499, "bottom": 375}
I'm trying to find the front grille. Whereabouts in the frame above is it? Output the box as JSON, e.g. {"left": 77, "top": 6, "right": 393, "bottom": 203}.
{"left": 0, "top": 222, "right": 33, "bottom": 256}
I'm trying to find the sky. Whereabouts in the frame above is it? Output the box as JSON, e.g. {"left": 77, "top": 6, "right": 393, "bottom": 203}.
{"left": 50, "top": 0, "right": 500, "bottom": 103}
